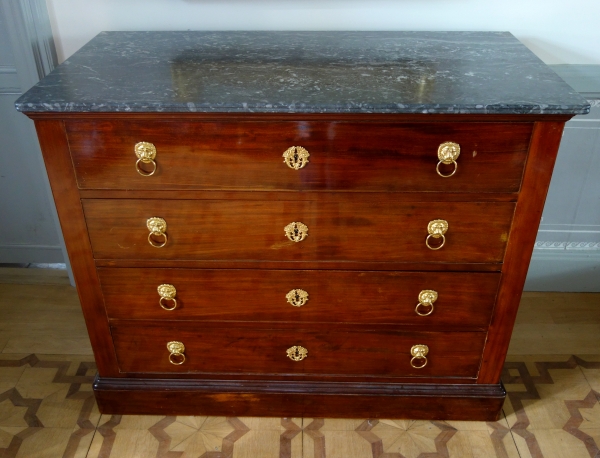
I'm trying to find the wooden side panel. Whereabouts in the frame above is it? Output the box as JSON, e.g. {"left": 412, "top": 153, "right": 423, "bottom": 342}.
{"left": 82, "top": 199, "right": 515, "bottom": 264}
{"left": 478, "top": 121, "right": 565, "bottom": 383}
{"left": 66, "top": 120, "right": 532, "bottom": 193}
{"left": 33, "top": 119, "right": 119, "bottom": 376}
{"left": 98, "top": 268, "right": 500, "bottom": 328}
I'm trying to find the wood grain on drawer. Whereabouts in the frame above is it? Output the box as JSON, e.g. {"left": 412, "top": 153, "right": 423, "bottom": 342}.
{"left": 99, "top": 268, "right": 500, "bottom": 328}
{"left": 82, "top": 199, "right": 515, "bottom": 263}
{"left": 67, "top": 121, "right": 532, "bottom": 192}
{"left": 112, "top": 321, "right": 486, "bottom": 378}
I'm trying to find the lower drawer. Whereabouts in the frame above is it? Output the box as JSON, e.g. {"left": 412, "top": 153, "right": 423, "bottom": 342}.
{"left": 111, "top": 322, "right": 486, "bottom": 378}
{"left": 99, "top": 268, "right": 500, "bottom": 328}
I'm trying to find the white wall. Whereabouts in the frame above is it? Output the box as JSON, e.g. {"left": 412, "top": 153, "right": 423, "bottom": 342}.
{"left": 46, "top": 0, "right": 600, "bottom": 65}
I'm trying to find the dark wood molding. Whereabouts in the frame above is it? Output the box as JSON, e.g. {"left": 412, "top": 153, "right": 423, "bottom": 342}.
{"left": 94, "top": 375, "right": 506, "bottom": 420}
{"left": 79, "top": 189, "right": 520, "bottom": 202}
{"left": 94, "top": 259, "right": 504, "bottom": 272}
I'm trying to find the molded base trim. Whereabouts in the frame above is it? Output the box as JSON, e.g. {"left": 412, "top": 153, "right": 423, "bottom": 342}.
{"left": 94, "top": 376, "right": 506, "bottom": 421}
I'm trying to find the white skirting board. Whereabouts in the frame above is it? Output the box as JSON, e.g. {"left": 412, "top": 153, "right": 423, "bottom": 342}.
{"left": 0, "top": 244, "right": 64, "bottom": 264}
{"left": 525, "top": 250, "right": 600, "bottom": 292}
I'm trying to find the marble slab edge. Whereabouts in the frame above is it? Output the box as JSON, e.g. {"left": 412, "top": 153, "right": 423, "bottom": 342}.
{"left": 15, "top": 101, "right": 591, "bottom": 115}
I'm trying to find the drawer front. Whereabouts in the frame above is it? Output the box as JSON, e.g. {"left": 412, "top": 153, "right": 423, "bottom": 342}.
{"left": 99, "top": 268, "right": 500, "bottom": 327}
{"left": 112, "top": 322, "right": 486, "bottom": 378}
{"left": 67, "top": 121, "right": 532, "bottom": 193}
{"left": 83, "top": 199, "right": 515, "bottom": 263}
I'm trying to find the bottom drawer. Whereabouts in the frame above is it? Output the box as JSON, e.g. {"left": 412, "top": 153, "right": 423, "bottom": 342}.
{"left": 112, "top": 322, "right": 486, "bottom": 378}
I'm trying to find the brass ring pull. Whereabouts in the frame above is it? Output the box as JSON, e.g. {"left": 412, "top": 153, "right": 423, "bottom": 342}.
{"left": 136, "top": 158, "right": 157, "bottom": 176}
{"left": 426, "top": 234, "right": 445, "bottom": 250}
{"left": 284, "top": 222, "right": 309, "bottom": 242}
{"left": 283, "top": 146, "right": 310, "bottom": 170}
{"left": 410, "top": 344, "right": 429, "bottom": 369}
{"left": 286, "top": 289, "right": 309, "bottom": 307}
{"left": 436, "top": 160, "right": 458, "bottom": 178}
{"left": 436, "top": 141, "right": 460, "bottom": 178}
{"left": 426, "top": 219, "right": 448, "bottom": 250}
{"left": 158, "top": 284, "right": 177, "bottom": 311}
{"left": 415, "top": 290, "right": 438, "bottom": 316}
{"left": 167, "top": 341, "right": 186, "bottom": 365}
{"left": 135, "top": 142, "right": 157, "bottom": 177}
{"left": 147, "top": 217, "right": 168, "bottom": 248}
{"left": 286, "top": 346, "right": 308, "bottom": 361}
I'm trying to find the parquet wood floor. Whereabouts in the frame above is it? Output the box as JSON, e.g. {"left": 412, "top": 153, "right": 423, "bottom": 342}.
{"left": 0, "top": 267, "right": 598, "bottom": 457}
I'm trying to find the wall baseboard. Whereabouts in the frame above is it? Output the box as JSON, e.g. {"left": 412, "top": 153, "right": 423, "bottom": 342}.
{"left": 0, "top": 245, "right": 64, "bottom": 264}
{"left": 534, "top": 241, "right": 600, "bottom": 251}
{"left": 525, "top": 250, "right": 600, "bottom": 292}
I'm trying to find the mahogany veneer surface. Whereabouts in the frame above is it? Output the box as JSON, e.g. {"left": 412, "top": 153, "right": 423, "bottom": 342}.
{"left": 28, "top": 114, "right": 565, "bottom": 420}
{"left": 111, "top": 321, "right": 486, "bottom": 378}
{"left": 82, "top": 199, "right": 515, "bottom": 263}
{"left": 17, "top": 31, "right": 590, "bottom": 420}
{"left": 67, "top": 120, "right": 532, "bottom": 192}
{"left": 98, "top": 268, "right": 500, "bottom": 327}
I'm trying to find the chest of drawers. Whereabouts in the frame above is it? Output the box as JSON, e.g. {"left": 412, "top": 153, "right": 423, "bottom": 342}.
{"left": 17, "top": 31, "right": 589, "bottom": 420}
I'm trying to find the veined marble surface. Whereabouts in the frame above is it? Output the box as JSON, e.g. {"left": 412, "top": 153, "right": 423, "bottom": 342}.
{"left": 15, "top": 31, "right": 590, "bottom": 115}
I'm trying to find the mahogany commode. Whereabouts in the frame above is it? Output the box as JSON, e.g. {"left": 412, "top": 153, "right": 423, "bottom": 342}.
{"left": 16, "top": 31, "right": 590, "bottom": 420}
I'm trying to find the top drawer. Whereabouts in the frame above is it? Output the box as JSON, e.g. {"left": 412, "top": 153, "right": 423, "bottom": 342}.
{"left": 66, "top": 121, "right": 532, "bottom": 192}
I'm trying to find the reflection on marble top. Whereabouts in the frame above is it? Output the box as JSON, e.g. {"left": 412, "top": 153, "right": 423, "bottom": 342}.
{"left": 15, "top": 31, "right": 590, "bottom": 115}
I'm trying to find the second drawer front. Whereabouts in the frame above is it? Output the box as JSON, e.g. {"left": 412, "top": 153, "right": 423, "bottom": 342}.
{"left": 83, "top": 199, "right": 515, "bottom": 263}
{"left": 112, "top": 322, "right": 486, "bottom": 378}
{"left": 99, "top": 268, "right": 500, "bottom": 328}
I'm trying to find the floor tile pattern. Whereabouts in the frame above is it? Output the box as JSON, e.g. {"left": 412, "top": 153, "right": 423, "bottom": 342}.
{"left": 0, "top": 354, "right": 99, "bottom": 458}
{"left": 0, "top": 276, "right": 598, "bottom": 457}
{"left": 1, "top": 354, "right": 599, "bottom": 457}
{"left": 503, "top": 355, "right": 600, "bottom": 458}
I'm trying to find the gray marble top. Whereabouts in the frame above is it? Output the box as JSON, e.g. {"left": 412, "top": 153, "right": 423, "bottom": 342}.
{"left": 15, "top": 31, "right": 590, "bottom": 115}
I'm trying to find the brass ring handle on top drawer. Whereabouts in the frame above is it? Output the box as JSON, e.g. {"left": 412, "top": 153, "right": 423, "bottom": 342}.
{"left": 167, "top": 341, "right": 186, "bottom": 365}
{"left": 436, "top": 141, "right": 460, "bottom": 178}
{"left": 286, "top": 289, "right": 309, "bottom": 307}
{"left": 284, "top": 222, "right": 309, "bottom": 242}
{"left": 147, "top": 217, "right": 168, "bottom": 248}
{"left": 283, "top": 146, "right": 310, "bottom": 170}
{"left": 426, "top": 219, "right": 448, "bottom": 250}
{"left": 134, "top": 142, "right": 158, "bottom": 176}
{"left": 287, "top": 346, "right": 308, "bottom": 361}
{"left": 410, "top": 344, "right": 429, "bottom": 369}
{"left": 415, "top": 290, "right": 438, "bottom": 316}
{"left": 158, "top": 284, "right": 177, "bottom": 311}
